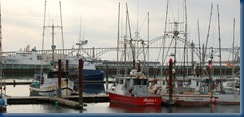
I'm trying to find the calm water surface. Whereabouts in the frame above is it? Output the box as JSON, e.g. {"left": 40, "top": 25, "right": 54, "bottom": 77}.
{"left": 1, "top": 77, "right": 241, "bottom": 114}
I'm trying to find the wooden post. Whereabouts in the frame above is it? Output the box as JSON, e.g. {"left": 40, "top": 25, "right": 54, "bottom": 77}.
{"left": 169, "top": 58, "right": 173, "bottom": 104}
{"left": 106, "top": 65, "right": 108, "bottom": 89}
{"left": 65, "top": 60, "right": 69, "bottom": 96}
{"left": 66, "top": 60, "right": 69, "bottom": 72}
{"left": 79, "top": 59, "right": 84, "bottom": 108}
{"left": 58, "top": 59, "right": 62, "bottom": 98}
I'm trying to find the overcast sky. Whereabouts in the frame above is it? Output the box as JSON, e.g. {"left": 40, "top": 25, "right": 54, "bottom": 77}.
{"left": 1, "top": 0, "right": 240, "bottom": 61}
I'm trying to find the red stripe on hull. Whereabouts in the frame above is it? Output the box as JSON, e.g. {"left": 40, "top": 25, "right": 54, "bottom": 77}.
{"left": 109, "top": 92, "right": 162, "bottom": 106}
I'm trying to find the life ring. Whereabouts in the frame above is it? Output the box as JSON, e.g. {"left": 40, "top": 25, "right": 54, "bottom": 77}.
{"left": 49, "top": 92, "right": 55, "bottom": 98}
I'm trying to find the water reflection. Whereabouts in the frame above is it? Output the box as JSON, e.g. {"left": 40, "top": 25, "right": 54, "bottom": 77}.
{"left": 109, "top": 102, "right": 162, "bottom": 113}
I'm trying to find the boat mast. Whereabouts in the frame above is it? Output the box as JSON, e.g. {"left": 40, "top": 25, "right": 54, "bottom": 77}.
{"left": 203, "top": 3, "right": 213, "bottom": 67}
{"left": 41, "top": 0, "right": 47, "bottom": 75}
{"left": 232, "top": 18, "right": 235, "bottom": 78}
{"left": 217, "top": 5, "right": 222, "bottom": 79}
{"left": 116, "top": 3, "right": 120, "bottom": 76}
{"left": 183, "top": 0, "right": 188, "bottom": 79}
{"left": 126, "top": 3, "right": 135, "bottom": 69}
{"left": 197, "top": 20, "right": 201, "bottom": 78}
{"left": 160, "top": 0, "right": 169, "bottom": 77}
{"left": 59, "top": 1, "right": 65, "bottom": 61}
{"left": 43, "top": 1, "right": 64, "bottom": 69}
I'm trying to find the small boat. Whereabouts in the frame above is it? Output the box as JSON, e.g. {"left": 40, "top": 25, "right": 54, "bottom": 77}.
{"left": 0, "top": 93, "right": 7, "bottom": 112}
{"left": 29, "top": 69, "right": 74, "bottom": 97}
{"left": 107, "top": 69, "right": 162, "bottom": 106}
{"left": 212, "top": 78, "right": 240, "bottom": 104}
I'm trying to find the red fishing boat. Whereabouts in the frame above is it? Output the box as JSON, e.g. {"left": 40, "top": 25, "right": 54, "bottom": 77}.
{"left": 107, "top": 69, "right": 162, "bottom": 106}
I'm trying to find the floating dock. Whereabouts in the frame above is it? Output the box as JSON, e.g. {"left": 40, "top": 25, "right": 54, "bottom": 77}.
{"left": 7, "top": 94, "right": 109, "bottom": 109}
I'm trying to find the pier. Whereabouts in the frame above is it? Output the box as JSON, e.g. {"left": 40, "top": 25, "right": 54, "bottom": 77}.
{"left": 7, "top": 94, "right": 109, "bottom": 109}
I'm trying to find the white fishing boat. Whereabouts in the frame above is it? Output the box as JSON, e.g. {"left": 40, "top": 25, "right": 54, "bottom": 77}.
{"left": 150, "top": 77, "right": 211, "bottom": 106}
{"left": 212, "top": 77, "right": 240, "bottom": 104}
{"left": 29, "top": 69, "right": 74, "bottom": 97}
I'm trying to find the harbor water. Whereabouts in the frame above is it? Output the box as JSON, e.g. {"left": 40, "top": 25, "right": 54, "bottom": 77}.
{"left": 1, "top": 76, "right": 241, "bottom": 114}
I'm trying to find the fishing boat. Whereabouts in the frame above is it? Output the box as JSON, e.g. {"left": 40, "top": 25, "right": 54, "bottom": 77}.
{"left": 212, "top": 77, "right": 240, "bottom": 104}
{"left": 29, "top": 69, "right": 74, "bottom": 97}
{"left": 150, "top": 77, "right": 211, "bottom": 106}
{"left": 107, "top": 68, "right": 162, "bottom": 106}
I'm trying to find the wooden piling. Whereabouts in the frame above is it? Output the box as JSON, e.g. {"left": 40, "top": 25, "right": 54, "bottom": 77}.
{"left": 79, "top": 59, "right": 84, "bottom": 108}
{"left": 66, "top": 59, "right": 69, "bottom": 96}
{"left": 168, "top": 58, "right": 174, "bottom": 105}
{"left": 106, "top": 65, "right": 108, "bottom": 89}
{"left": 58, "top": 59, "right": 61, "bottom": 98}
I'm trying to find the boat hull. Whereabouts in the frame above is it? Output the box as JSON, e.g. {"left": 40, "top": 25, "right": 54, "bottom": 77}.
{"left": 213, "top": 94, "right": 240, "bottom": 104}
{"left": 29, "top": 81, "right": 74, "bottom": 97}
{"left": 108, "top": 92, "right": 162, "bottom": 106}
{"left": 69, "top": 69, "right": 105, "bottom": 81}
{"left": 161, "top": 94, "right": 211, "bottom": 106}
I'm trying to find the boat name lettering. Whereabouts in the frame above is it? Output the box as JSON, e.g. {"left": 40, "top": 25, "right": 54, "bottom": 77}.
{"left": 143, "top": 98, "right": 156, "bottom": 102}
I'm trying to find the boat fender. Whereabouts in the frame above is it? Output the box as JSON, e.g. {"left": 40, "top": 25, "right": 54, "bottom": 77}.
{"left": 49, "top": 92, "right": 55, "bottom": 98}
{"left": 211, "top": 97, "right": 216, "bottom": 103}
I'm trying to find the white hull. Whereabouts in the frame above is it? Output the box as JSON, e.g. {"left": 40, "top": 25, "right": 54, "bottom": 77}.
{"left": 30, "top": 80, "right": 74, "bottom": 97}
{"left": 213, "top": 94, "right": 240, "bottom": 104}
{"left": 161, "top": 93, "right": 211, "bottom": 106}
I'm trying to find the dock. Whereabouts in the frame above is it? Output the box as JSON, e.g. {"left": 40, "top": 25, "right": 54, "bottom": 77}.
{"left": 3, "top": 80, "right": 114, "bottom": 85}
{"left": 6, "top": 94, "right": 109, "bottom": 109}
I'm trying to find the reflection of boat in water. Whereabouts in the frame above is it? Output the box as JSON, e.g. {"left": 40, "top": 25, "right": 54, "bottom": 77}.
{"left": 72, "top": 83, "right": 105, "bottom": 94}
{"left": 109, "top": 102, "right": 162, "bottom": 113}
{"left": 83, "top": 83, "right": 105, "bottom": 94}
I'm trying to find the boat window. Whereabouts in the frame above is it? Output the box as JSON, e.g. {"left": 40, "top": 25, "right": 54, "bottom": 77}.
{"left": 116, "top": 79, "right": 123, "bottom": 84}
{"left": 133, "top": 79, "right": 141, "bottom": 85}
{"left": 141, "top": 79, "right": 148, "bottom": 85}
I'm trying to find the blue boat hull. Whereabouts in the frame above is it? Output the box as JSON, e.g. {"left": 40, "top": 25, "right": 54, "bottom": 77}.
{"left": 68, "top": 69, "right": 105, "bottom": 81}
